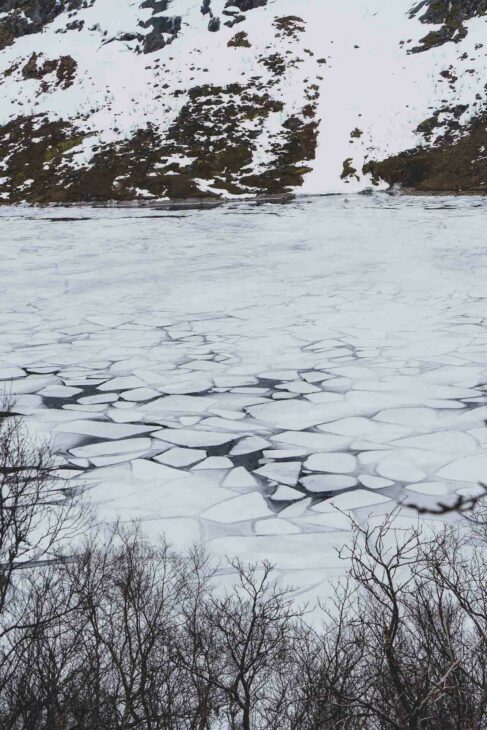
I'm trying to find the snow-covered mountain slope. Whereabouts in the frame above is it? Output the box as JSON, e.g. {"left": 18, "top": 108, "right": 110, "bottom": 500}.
{"left": 0, "top": 0, "right": 486, "bottom": 203}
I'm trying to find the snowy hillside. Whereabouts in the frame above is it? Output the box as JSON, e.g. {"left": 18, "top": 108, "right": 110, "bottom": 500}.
{"left": 0, "top": 0, "right": 486, "bottom": 203}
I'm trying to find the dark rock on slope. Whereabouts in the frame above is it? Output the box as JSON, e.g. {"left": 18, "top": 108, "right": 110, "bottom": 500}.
{"left": 227, "top": 0, "right": 268, "bottom": 11}
{"left": 0, "top": 0, "right": 95, "bottom": 49}
{"left": 410, "top": 0, "right": 487, "bottom": 51}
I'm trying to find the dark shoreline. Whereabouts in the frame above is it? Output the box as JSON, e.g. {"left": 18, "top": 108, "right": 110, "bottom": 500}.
{"left": 1, "top": 188, "right": 487, "bottom": 212}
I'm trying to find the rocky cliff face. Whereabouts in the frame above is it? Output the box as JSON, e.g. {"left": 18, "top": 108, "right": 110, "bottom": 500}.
{"left": 0, "top": 0, "right": 485, "bottom": 203}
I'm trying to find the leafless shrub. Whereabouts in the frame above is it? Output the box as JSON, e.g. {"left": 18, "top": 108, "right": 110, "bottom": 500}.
{"left": 404, "top": 484, "right": 487, "bottom": 516}
{"left": 1, "top": 407, "right": 487, "bottom": 728}
{"left": 200, "top": 559, "right": 302, "bottom": 730}
{"left": 2, "top": 511, "right": 487, "bottom": 729}
{"left": 0, "top": 398, "right": 83, "bottom": 602}
{"left": 0, "top": 398, "right": 88, "bottom": 713}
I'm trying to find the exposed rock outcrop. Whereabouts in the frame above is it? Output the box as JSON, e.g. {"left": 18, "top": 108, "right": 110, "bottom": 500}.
{"left": 0, "top": 0, "right": 95, "bottom": 50}
{"left": 409, "top": 0, "right": 487, "bottom": 51}
{"left": 226, "top": 0, "right": 268, "bottom": 11}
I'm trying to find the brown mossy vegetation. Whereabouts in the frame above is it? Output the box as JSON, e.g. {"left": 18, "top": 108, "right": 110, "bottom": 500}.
{"left": 363, "top": 112, "right": 487, "bottom": 193}
{"left": 56, "top": 54, "right": 77, "bottom": 87}
{"left": 273, "top": 15, "right": 306, "bottom": 39}
{"left": 0, "top": 0, "right": 322, "bottom": 204}
{"left": 0, "top": 115, "right": 192, "bottom": 204}
{"left": 0, "top": 115, "right": 86, "bottom": 204}
{"left": 167, "top": 83, "right": 285, "bottom": 196}
{"left": 21, "top": 52, "right": 77, "bottom": 90}
{"left": 341, "top": 157, "right": 359, "bottom": 182}
{"left": 63, "top": 125, "right": 208, "bottom": 203}
{"left": 241, "top": 89, "right": 319, "bottom": 194}
{"left": 0, "top": 79, "right": 319, "bottom": 203}
{"left": 258, "top": 52, "right": 287, "bottom": 76}
{"left": 22, "top": 53, "right": 57, "bottom": 80}
{"left": 227, "top": 31, "right": 251, "bottom": 48}
{"left": 415, "top": 104, "right": 469, "bottom": 141}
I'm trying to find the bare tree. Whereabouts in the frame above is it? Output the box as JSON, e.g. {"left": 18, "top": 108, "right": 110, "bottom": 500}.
{"left": 203, "top": 559, "right": 301, "bottom": 730}
{"left": 2, "top": 404, "right": 487, "bottom": 729}
{"left": 285, "top": 580, "right": 367, "bottom": 730}
{"left": 0, "top": 399, "right": 87, "bottom": 708}
{"left": 177, "top": 546, "right": 224, "bottom": 730}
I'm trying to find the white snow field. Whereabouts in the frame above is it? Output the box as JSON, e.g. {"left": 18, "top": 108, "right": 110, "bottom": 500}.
{"left": 1, "top": 194, "right": 487, "bottom": 600}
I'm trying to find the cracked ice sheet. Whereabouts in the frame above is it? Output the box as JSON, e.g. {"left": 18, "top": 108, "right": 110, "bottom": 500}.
{"left": 1, "top": 195, "right": 487, "bottom": 602}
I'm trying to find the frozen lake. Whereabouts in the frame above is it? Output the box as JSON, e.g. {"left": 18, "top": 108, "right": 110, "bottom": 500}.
{"left": 1, "top": 194, "right": 487, "bottom": 599}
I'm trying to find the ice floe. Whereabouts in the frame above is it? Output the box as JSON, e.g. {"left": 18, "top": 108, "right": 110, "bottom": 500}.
{"left": 1, "top": 196, "right": 487, "bottom": 602}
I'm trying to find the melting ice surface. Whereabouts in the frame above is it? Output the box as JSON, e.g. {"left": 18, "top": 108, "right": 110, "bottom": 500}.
{"left": 1, "top": 194, "right": 487, "bottom": 601}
